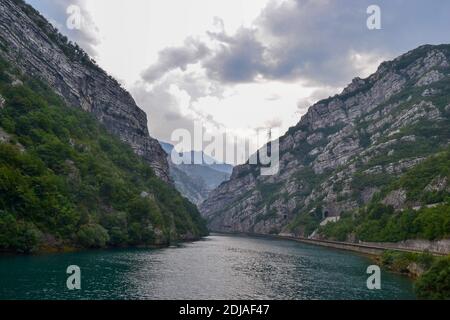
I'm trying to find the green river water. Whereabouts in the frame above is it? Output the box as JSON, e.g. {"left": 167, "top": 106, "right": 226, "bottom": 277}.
{"left": 0, "top": 234, "right": 415, "bottom": 300}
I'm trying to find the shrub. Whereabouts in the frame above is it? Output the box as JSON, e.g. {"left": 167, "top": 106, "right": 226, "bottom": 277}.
{"left": 0, "top": 212, "right": 42, "bottom": 253}
{"left": 415, "top": 256, "right": 450, "bottom": 300}
{"left": 76, "top": 224, "right": 110, "bottom": 248}
{"left": 320, "top": 216, "right": 355, "bottom": 241}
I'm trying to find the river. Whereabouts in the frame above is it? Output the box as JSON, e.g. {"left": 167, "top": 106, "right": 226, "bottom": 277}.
{"left": 0, "top": 234, "right": 415, "bottom": 300}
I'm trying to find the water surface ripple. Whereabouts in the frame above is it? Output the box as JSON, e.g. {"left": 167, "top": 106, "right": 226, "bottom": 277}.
{"left": 0, "top": 234, "right": 415, "bottom": 300}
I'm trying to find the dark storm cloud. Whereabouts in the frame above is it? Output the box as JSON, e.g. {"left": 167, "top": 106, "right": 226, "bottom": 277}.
{"left": 133, "top": 0, "right": 450, "bottom": 145}
{"left": 203, "top": 28, "right": 267, "bottom": 83}
{"left": 250, "top": 0, "right": 366, "bottom": 84}
{"left": 142, "top": 0, "right": 450, "bottom": 87}
{"left": 203, "top": 0, "right": 450, "bottom": 86}
{"left": 141, "top": 38, "right": 210, "bottom": 83}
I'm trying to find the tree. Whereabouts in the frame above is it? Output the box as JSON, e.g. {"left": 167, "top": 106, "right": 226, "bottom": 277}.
{"left": 415, "top": 257, "right": 450, "bottom": 300}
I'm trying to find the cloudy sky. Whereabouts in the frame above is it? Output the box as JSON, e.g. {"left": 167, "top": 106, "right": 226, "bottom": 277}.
{"left": 26, "top": 0, "right": 450, "bottom": 163}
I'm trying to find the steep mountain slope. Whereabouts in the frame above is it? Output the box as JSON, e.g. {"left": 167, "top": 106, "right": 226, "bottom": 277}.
{"left": 0, "top": 0, "right": 170, "bottom": 182}
{"left": 0, "top": 57, "right": 207, "bottom": 253}
{"left": 201, "top": 44, "right": 450, "bottom": 237}
{"left": 319, "top": 148, "right": 450, "bottom": 242}
{"left": 159, "top": 142, "right": 232, "bottom": 205}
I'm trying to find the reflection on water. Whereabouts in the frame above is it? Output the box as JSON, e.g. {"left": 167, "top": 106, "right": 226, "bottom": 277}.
{"left": 0, "top": 234, "right": 415, "bottom": 300}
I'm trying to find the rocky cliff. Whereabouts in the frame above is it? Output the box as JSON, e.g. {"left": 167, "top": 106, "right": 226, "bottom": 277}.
{"left": 0, "top": 0, "right": 170, "bottom": 182}
{"left": 0, "top": 55, "right": 208, "bottom": 252}
{"left": 201, "top": 44, "right": 450, "bottom": 236}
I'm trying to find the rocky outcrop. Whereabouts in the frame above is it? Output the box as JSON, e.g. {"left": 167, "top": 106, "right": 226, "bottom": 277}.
{"left": 0, "top": 0, "right": 170, "bottom": 182}
{"left": 425, "top": 176, "right": 449, "bottom": 193}
{"left": 169, "top": 163, "right": 210, "bottom": 205}
{"left": 416, "top": 70, "right": 445, "bottom": 87}
{"left": 0, "top": 126, "right": 10, "bottom": 143}
{"left": 201, "top": 44, "right": 450, "bottom": 236}
{"left": 382, "top": 189, "right": 407, "bottom": 211}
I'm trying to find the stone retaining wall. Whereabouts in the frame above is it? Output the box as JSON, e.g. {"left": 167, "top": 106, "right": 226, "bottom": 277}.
{"left": 277, "top": 234, "right": 449, "bottom": 256}
{"left": 360, "top": 239, "right": 450, "bottom": 255}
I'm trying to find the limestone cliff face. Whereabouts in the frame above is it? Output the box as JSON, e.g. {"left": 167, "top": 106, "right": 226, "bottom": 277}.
{"left": 201, "top": 44, "right": 450, "bottom": 235}
{"left": 0, "top": 0, "right": 170, "bottom": 182}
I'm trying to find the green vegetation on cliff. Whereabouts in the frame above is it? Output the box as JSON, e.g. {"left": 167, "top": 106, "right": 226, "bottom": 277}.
{"left": 320, "top": 202, "right": 450, "bottom": 242}
{"left": 380, "top": 251, "right": 450, "bottom": 300}
{"left": 0, "top": 57, "right": 207, "bottom": 253}
{"left": 319, "top": 148, "right": 450, "bottom": 242}
{"left": 415, "top": 255, "right": 450, "bottom": 299}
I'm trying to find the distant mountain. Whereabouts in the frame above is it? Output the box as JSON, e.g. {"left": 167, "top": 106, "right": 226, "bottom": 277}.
{"left": 159, "top": 141, "right": 174, "bottom": 154}
{"left": 159, "top": 142, "right": 233, "bottom": 174}
{"left": 201, "top": 44, "right": 450, "bottom": 243}
{"left": 159, "top": 141, "right": 233, "bottom": 205}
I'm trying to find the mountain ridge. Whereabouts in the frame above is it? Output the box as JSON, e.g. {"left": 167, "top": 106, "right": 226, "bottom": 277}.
{"left": 0, "top": 0, "right": 208, "bottom": 253}
{"left": 0, "top": 56, "right": 208, "bottom": 252}
{"left": 0, "top": 0, "right": 170, "bottom": 182}
{"left": 201, "top": 44, "right": 450, "bottom": 239}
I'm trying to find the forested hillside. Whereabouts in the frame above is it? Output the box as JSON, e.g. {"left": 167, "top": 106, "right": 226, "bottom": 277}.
{"left": 319, "top": 148, "right": 450, "bottom": 242}
{"left": 201, "top": 45, "right": 450, "bottom": 240}
{"left": 0, "top": 57, "right": 207, "bottom": 253}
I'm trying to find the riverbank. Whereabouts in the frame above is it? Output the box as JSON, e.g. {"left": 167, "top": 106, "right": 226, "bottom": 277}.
{"left": 213, "top": 231, "right": 449, "bottom": 256}
{"left": 0, "top": 233, "right": 208, "bottom": 256}
{"left": 280, "top": 235, "right": 449, "bottom": 256}
{"left": 0, "top": 233, "right": 416, "bottom": 299}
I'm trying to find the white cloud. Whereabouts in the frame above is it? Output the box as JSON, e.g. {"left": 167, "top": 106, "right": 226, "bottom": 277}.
{"left": 28, "top": 0, "right": 450, "bottom": 162}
